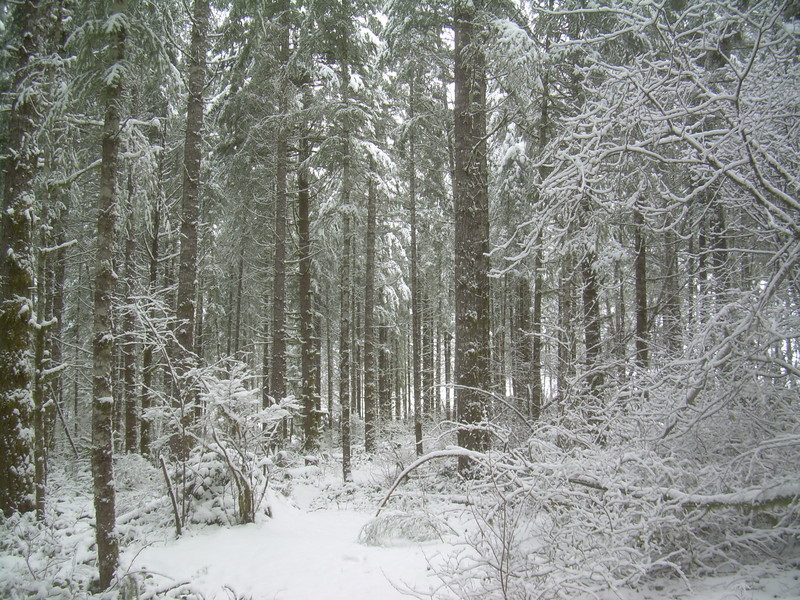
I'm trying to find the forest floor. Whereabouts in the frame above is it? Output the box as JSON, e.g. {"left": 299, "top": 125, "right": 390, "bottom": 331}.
{"left": 0, "top": 444, "right": 798, "bottom": 600}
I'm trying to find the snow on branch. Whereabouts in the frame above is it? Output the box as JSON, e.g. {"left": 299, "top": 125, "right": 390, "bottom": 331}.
{"left": 567, "top": 476, "right": 800, "bottom": 511}
{"left": 376, "top": 447, "right": 486, "bottom": 517}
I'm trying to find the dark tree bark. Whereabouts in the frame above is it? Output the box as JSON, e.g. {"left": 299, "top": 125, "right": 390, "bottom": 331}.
{"left": 340, "top": 211, "right": 353, "bottom": 482}
{"left": 92, "top": 1, "right": 127, "bottom": 587}
{"left": 339, "top": 55, "right": 353, "bottom": 482}
{"left": 422, "top": 299, "right": 434, "bottom": 415}
{"left": 140, "top": 198, "right": 160, "bottom": 456}
{"left": 444, "top": 330, "right": 452, "bottom": 421}
{"left": 530, "top": 248, "right": 543, "bottom": 420}
{"left": 233, "top": 250, "right": 244, "bottom": 356}
{"left": 363, "top": 155, "right": 378, "bottom": 453}
{"left": 299, "top": 87, "right": 320, "bottom": 451}
{"left": 270, "top": 10, "right": 290, "bottom": 416}
{"left": 408, "top": 75, "right": 424, "bottom": 456}
{"left": 326, "top": 311, "right": 334, "bottom": 429}
{"left": 0, "top": 0, "right": 45, "bottom": 518}
{"left": 123, "top": 175, "right": 138, "bottom": 453}
{"left": 33, "top": 233, "right": 50, "bottom": 520}
{"left": 453, "top": 0, "right": 491, "bottom": 470}
{"left": 557, "top": 254, "right": 575, "bottom": 406}
{"left": 513, "top": 275, "right": 532, "bottom": 413}
{"left": 352, "top": 290, "right": 362, "bottom": 418}
{"left": 378, "top": 316, "right": 391, "bottom": 420}
{"left": 580, "top": 228, "right": 604, "bottom": 428}
{"left": 174, "top": 0, "right": 210, "bottom": 431}
{"left": 634, "top": 205, "right": 649, "bottom": 368}
{"left": 663, "top": 228, "right": 682, "bottom": 354}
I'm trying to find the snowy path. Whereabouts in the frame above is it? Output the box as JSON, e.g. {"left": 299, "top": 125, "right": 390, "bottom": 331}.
{"left": 129, "top": 496, "right": 448, "bottom": 600}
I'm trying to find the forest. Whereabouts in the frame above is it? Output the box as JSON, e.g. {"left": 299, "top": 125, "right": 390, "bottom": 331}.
{"left": 0, "top": 0, "right": 798, "bottom": 598}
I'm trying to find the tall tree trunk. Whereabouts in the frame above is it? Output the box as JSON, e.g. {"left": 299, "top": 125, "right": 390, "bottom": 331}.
{"left": 530, "top": 26, "right": 550, "bottom": 421}
{"left": 634, "top": 204, "right": 648, "bottom": 369}
{"left": 270, "top": 14, "right": 289, "bottom": 415}
{"left": 33, "top": 233, "right": 50, "bottom": 520}
{"left": 326, "top": 311, "right": 334, "bottom": 430}
{"left": 409, "top": 75, "right": 424, "bottom": 456}
{"left": 174, "top": 0, "right": 210, "bottom": 438}
{"left": 514, "top": 275, "right": 532, "bottom": 413}
{"left": 352, "top": 291, "right": 362, "bottom": 418}
{"left": 48, "top": 199, "right": 69, "bottom": 461}
{"left": 299, "top": 89, "right": 319, "bottom": 451}
{"left": 233, "top": 250, "right": 244, "bottom": 356}
{"left": 363, "top": 155, "right": 378, "bottom": 452}
{"left": 340, "top": 213, "right": 352, "bottom": 481}
{"left": 0, "top": 0, "right": 44, "bottom": 518}
{"left": 140, "top": 198, "right": 160, "bottom": 456}
{"left": 453, "top": 0, "right": 491, "bottom": 470}
{"left": 92, "top": 1, "right": 126, "bottom": 587}
{"left": 557, "top": 254, "right": 575, "bottom": 408}
{"left": 531, "top": 247, "right": 543, "bottom": 420}
{"left": 378, "top": 316, "right": 391, "bottom": 421}
{"left": 580, "top": 226, "right": 603, "bottom": 430}
{"left": 422, "top": 301, "right": 434, "bottom": 415}
{"left": 123, "top": 174, "right": 138, "bottom": 453}
{"left": 444, "top": 330, "right": 452, "bottom": 421}
{"left": 663, "top": 228, "right": 682, "bottom": 354}
{"left": 339, "top": 54, "right": 353, "bottom": 482}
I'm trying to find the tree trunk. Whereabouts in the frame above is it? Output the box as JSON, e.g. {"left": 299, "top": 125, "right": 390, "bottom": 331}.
{"left": 514, "top": 275, "right": 532, "bottom": 414}
{"left": 557, "top": 254, "right": 575, "bottom": 407}
{"left": 663, "top": 228, "right": 682, "bottom": 354}
{"left": 363, "top": 155, "right": 378, "bottom": 452}
{"left": 140, "top": 198, "right": 160, "bottom": 456}
{"left": 92, "top": 1, "right": 126, "bottom": 587}
{"left": 123, "top": 175, "right": 138, "bottom": 453}
{"left": 453, "top": 0, "right": 491, "bottom": 470}
{"left": 0, "top": 0, "right": 44, "bottom": 518}
{"left": 408, "top": 75, "right": 424, "bottom": 456}
{"left": 378, "top": 316, "right": 391, "bottom": 421}
{"left": 531, "top": 247, "right": 544, "bottom": 420}
{"left": 271, "top": 10, "right": 290, "bottom": 418}
{"left": 444, "top": 331, "right": 452, "bottom": 421}
{"left": 340, "top": 212, "right": 353, "bottom": 482}
{"left": 581, "top": 234, "right": 603, "bottom": 430}
{"left": 299, "top": 88, "right": 320, "bottom": 451}
{"left": 634, "top": 205, "right": 649, "bottom": 368}
{"left": 339, "top": 54, "right": 353, "bottom": 482}
{"left": 174, "top": 0, "right": 210, "bottom": 438}
{"left": 233, "top": 250, "right": 244, "bottom": 357}
{"left": 33, "top": 235, "right": 49, "bottom": 520}
{"left": 326, "top": 311, "right": 334, "bottom": 430}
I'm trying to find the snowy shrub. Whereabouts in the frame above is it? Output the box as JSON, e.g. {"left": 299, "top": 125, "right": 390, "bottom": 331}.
{"left": 174, "top": 360, "right": 296, "bottom": 526}
{"left": 358, "top": 510, "right": 445, "bottom": 546}
{"left": 114, "top": 453, "right": 160, "bottom": 494}
{"left": 427, "top": 418, "right": 799, "bottom": 600}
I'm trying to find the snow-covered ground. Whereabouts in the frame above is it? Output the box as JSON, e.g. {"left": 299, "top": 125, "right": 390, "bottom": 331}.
{"left": 129, "top": 497, "right": 448, "bottom": 600}
{"left": 1, "top": 453, "right": 798, "bottom": 600}
{"left": 125, "top": 459, "right": 800, "bottom": 600}
{"left": 128, "top": 498, "right": 800, "bottom": 600}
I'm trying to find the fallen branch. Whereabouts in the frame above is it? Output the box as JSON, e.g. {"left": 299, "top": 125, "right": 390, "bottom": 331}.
{"left": 376, "top": 447, "right": 486, "bottom": 517}
{"left": 160, "top": 455, "right": 182, "bottom": 537}
{"left": 568, "top": 476, "right": 800, "bottom": 511}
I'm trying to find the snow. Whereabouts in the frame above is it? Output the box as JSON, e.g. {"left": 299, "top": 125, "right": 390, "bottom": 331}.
{"left": 1, "top": 454, "right": 797, "bottom": 600}
{"left": 129, "top": 495, "right": 448, "bottom": 600}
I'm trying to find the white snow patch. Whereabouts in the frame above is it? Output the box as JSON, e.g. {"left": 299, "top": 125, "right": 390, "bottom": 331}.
{"left": 129, "top": 494, "right": 450, "bottom": 600}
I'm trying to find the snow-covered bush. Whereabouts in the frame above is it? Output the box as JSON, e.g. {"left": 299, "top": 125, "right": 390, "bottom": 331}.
{"left": 359, "top": 510, "right": 445, "bottom": 546}
{"left": 428, "top": 415, "right": 798, "bottom": 600}
{"left": 177, "top": 360, "right": 296, "bottom": 526}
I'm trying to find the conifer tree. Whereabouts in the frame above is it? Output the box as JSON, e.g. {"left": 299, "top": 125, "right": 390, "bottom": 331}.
{"left": 92, "top": 1, "right": 127, "bottom": 588}
{"left": 453, "top": 0, "right": 491, "bottom": 468}
{"left": 0, "top": 0, "right": 45, "bottom": 518}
